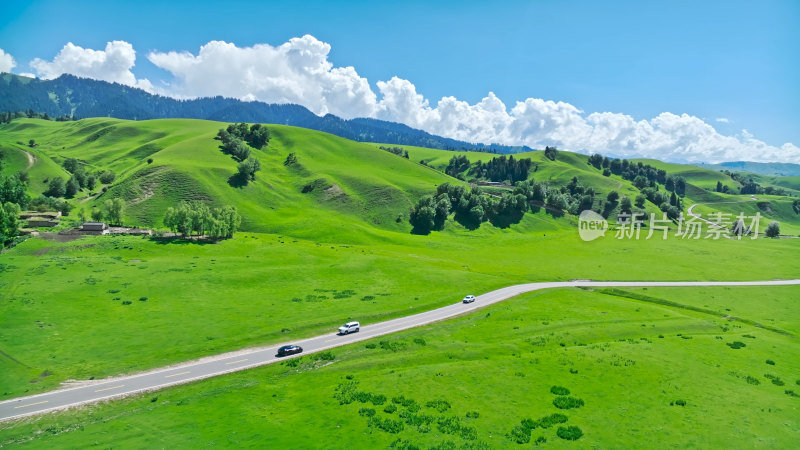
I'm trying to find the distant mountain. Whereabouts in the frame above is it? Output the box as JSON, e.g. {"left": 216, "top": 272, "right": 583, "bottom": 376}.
{"left": 695, "top": 161, "right": 800, "bottom": 177}
{"left": 0, "top": 73, "right": 533, "bottom": 154}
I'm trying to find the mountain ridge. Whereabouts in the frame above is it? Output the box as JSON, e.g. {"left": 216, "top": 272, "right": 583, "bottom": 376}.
{"left": 0, "top": 73, "right": 533, "bottom": 154}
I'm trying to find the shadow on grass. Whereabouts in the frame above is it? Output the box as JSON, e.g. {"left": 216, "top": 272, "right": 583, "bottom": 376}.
{"left": 149, "top": 236, "right": 222, "bottom": 246}
{"left": 227, "top": 172, "right": 249, "bottom": 188}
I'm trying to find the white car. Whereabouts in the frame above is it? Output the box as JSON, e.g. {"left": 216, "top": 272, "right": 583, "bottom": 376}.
{"left": 338, "top": 321, "right": 360, "bottom": 335}
{"left": 462, "top": 295, "right": 476, "bottom": 304}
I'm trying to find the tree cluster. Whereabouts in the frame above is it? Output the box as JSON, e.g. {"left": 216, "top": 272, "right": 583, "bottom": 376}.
{"left": 0, "top": 173, "right": 30, "bottom": 209}
{"left": 445, "top": 155, "right": 470, "bottom": 178}
{"left": 217, "top": 123, "right": 270, "bottom": 150}
{"left": 163, "top": 201, "right": 241, "bottom": 238}
{"left": 90, "top": 198, "right": 125, "bottom": 225}
{"left": 469, "top": 155, "right": 533, "bottom": 183}
{"left": 379, "top": 146, "right": 409, "bottom": 159}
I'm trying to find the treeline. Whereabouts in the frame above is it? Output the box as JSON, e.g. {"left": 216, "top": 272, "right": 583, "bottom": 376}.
{"left": 444, "top": 154, "right": 533, "bottom": 183}
{"left": 0, "top": 109, "right": 75, "bottom": 124}
{"left": 163, "top": 201, "right": 241, "bottom": 238}
{"left": 379, "top": 146, "right": 409, "bottom": 159}
{"left": 216, "top": 123, "right": 269, "bottom": 183}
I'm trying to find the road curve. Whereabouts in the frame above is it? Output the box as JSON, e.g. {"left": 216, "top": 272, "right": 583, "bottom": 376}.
{"left": 2, "top": 278, "right": 799, "bottom": 422}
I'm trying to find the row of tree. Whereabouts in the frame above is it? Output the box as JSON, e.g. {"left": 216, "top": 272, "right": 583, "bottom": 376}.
{"left": 0, "top": 110, "right": 75, "bottom": 124}
{"left": 0, "top": 201, "right": 21, "bottom": 246}
{"left": 216, "top": 124, "right": 268, "bottom": 184}
{"left": 163, "top": 201, "right": 241, "bottom": 238}
{"left": 44, "top": 158, "right": 116, "bottom": 198}
{"left": 379, "top": 146, "right": 409, "bottom": 159}
{"left": 444, "top": 154, "right": 534, "bottom": 183}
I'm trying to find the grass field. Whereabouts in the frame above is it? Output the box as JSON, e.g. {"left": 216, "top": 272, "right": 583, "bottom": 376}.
{"left": 2, "top": 286, "right": 798, "bottom": 448}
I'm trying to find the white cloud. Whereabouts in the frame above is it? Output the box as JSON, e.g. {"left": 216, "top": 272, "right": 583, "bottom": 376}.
{"left": 18, "top": 36, "right": 800, "bottom": 164}
{"left": 30, "top": 41, "right": 153, "bottom": 91}
{"left": 0, "top": 48, "right": 16, "bottom": 73}
{"left": 715, "top": 117, "right": 729, "bottom": 123}
{"left": 147, "top": 36, "right": 377, "bottom": 118}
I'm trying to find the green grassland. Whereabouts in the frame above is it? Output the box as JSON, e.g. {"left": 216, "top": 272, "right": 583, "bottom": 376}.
{"left": 2, "top": 286, "right": 798, "bottom": 448}
{"left": 1, "top": 118, "right": 799, "bottom": 446}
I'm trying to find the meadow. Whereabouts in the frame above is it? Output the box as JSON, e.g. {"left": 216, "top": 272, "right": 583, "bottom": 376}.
{"left": 1, "top": 285, "right": 798, "bottom": 447}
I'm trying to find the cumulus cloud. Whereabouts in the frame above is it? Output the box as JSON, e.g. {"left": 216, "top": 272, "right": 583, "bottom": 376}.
{"left": 147, "top": 36, "right": 377, "bottom": 118}
{"left": 0, "top": 48, "right": 16, "bottom": 73}
{"left": 19, "top": 36, "right": 800, "bottom": 163}
{"left": 30, "top": 41, "right": 153, "bottom": 91}
{"left": 715, "top": 117, "right": 729, "bottom": 123}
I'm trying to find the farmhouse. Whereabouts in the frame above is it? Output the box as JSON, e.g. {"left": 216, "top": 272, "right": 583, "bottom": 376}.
{"left": 81, "top": 222, "right": 109, "bottom": 235}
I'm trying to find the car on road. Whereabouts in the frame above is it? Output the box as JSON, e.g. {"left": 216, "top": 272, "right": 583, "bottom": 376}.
{"left": 462, "top": 295, "right": 476, "bottom": 304}
{"left": 338, "top": 321, "right": 360, "bottom": 335}
{"left": 277, "top": 345, "right": 303, "bottom": 357}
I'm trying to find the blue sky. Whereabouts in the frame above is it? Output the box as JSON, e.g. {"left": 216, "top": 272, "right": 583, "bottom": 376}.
{"left": 0, "top": 0, "right": 798, "bottom": 162}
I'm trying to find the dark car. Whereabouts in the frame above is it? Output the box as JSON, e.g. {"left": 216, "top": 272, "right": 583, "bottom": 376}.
{"left": 277, "top": 345, "right": 303, "bottom": 357}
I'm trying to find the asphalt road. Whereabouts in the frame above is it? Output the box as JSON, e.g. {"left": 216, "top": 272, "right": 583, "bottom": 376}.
{"left": 2, "top": 278, "right": 799, "bottom": 422}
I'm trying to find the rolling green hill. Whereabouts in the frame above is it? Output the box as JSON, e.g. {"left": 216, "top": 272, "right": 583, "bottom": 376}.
{"left": 1, "top": 118, "right": 800, "bottom": 447}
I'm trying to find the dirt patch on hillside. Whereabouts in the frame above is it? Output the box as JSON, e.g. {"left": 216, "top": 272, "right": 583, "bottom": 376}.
{"left": 34, "top": 246, "right": 52, "bottom": 255}
{"left": 38, "top": 232, "right": 84, "bottom": 243}
{"left": 323, "top": 184, "right": 345, "bottom": 199}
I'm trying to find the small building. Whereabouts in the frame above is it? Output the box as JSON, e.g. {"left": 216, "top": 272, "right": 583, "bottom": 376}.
{"left": 82, "top": 222, "right": 109, "bottom": 234}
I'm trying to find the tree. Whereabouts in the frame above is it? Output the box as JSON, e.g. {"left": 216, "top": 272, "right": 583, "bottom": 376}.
{"left": 91, "top": 208, "right": 104, "bottom": 222}
{"left": 237, "top": 157, "right": 261, "bottom": 181}
{"left": 245, "top": 124, "right": 270, "bottom": 149}
{"left": 0, "top": 173, "right": 29, "bottom": 207}
{"left": 619, "top": 196, "right": 632, "bottom": 214}
{"left": 635, "top": 194, "right": 646, "bottom": 209}
{"left": 62, "top": 158, "right": 80, "bottom": 173}
{"left": 544, "top": 146, "right": 558, "bottom": 161}
{"left": 409, "top": 200, "right": 436, "bottom": 234}
{"left": 0, "top": 202, "right": 21, "bottom": 245}
{"left": 588, "top": 153, "right": 603, "bottom": 169}
{"left": 104, "top": 198, "right": 124, "bottom": 225}
{"left": 765, "top": 221, "right": 780, "bottom": 238}
{"left": 716, "top": 181, "right": 723, "bottom": 192}
{"left": 606, "top": 190, "right": 620, "bottom": 203}
{"left": 28, "top": 139, "right": 35, "bottom": 147}
{"left": 46, "top": 177, "right": 66, "bottom": 197}
{"left": 65, "top": 176, "right": 80, "bottom": 198}
{"left": 792, "top": 199, "right": 800, "bottom": 215}
{"left": 98, "top": 170, "right": 116, "bottom": 184}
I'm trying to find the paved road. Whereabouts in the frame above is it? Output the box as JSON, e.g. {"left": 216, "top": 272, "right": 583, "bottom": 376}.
{"left": 2, "top": 279, "right": 799, "bottom": 422}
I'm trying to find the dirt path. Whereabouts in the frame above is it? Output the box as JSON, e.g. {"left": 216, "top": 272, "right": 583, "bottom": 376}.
{"left": 22, "top": 149, "right": 35, "bottom": 169}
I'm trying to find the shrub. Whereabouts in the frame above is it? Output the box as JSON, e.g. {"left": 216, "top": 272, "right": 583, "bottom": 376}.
{"left": 150, "top": 396, "right": 158, "bottom": 402}
{"left": 534, "top": 436, "right": 547, "bottom": 445}
{"left": 569, "top": 368, "right": 579, "bottom": 374}
{"left": 766, "top": 359, "right": 775, "bottom": 365}
{"left": 556, "top": 425, "right": 583, "bottom": 440}
{"left": 311, "top": 351, "right": 334, "bottom": 361}
{"left": 361, "top": 295, "right": 375, "bottom": 301}
{"left": 538, "top": 413, "right": 568, "bottom": 428}
{"left": 147, "top": 158, "right": 153, "bottom": 164}
{"left": 384, "top": 404, "right": 398, "bottom": 414}
{"left": 507, "top": 424, "right": 531, "bottom": 444}
{"left": 465, "top": 411, "right": 480, "bottom": 419}
{"left": 139, "top": 296, "right": 147, "bottom": 301}
{"left": 785, "top": 390, "right": 799, "bottom": 398}
{"left": 550, "top": 386, "right": 570, "bottom": 395}
{"left": 553, "top": 396, "right": 584, "bottom": 409}
{"left": 426, "top": 399, "right": 451, "bottom": 413}
{"left": 413, "top": 337, "right": 426, "bottom": 346}
{"left": 108, "top": 289, "right": 120, "bottom": 294}
{"left": 745, "top": 376, "right": 760, "bottom": 385}
{"left": 674, "top": 399, "right": 686, "bottom": 406}
{"left": 764, "top": 374, "right": 785, "bottom": 386}
{"left": 359, "top": 407, "right": 376, "bottom": 417}
{"left": 365, "top": 343, "right": 377, "bottom": 349}
{"left": 121, "top": 300, "right": 132, "bottom": 305}
{"left": 727, "top": 341, "right": 746, "bottom": 349}
{"left": 370, "top": 394, "right": 386, "bottom": 405}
